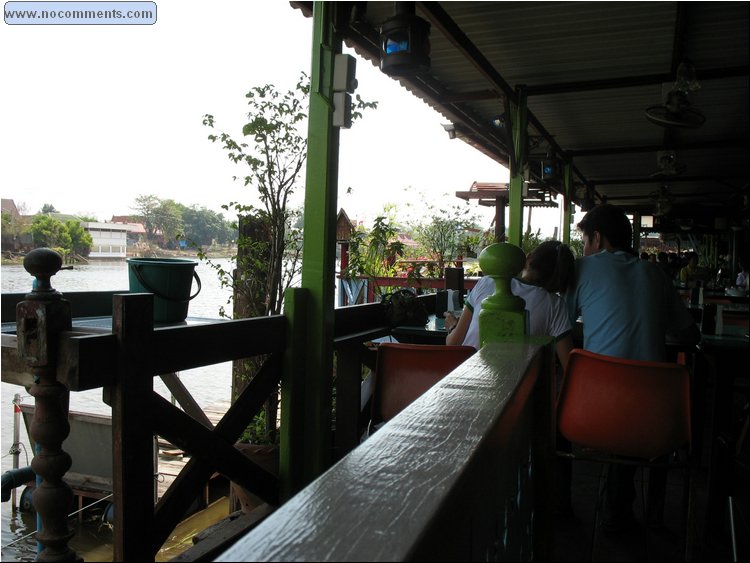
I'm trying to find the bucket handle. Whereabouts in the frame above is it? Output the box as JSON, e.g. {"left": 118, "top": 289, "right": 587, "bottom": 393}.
{"left": 131, "top": 266, "right": 202, "bottom": 302}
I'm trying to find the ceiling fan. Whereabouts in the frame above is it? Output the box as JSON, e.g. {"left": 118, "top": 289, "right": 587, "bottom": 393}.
{"left": 649, "top": 150, "right": 686, "bottom": 178}
{"left": 645, "top": 62, "right": 706, "bottom": 129}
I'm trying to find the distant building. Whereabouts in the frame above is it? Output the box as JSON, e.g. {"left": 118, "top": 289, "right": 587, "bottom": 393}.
{"left": 81, "top": 222, "right": 130, "bottom": 259}
{"left": 110, "top": 216, "right": 153, "bottom": 245}
{"left": 1, "top": 198, "right": 33, "bottom": 252}
{"left": 1, "top": 198, "right": 20, "bottom": 219}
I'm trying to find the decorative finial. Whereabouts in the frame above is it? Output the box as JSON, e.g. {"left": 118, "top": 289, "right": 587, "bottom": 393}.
{"left": 23, "top": 248, "right": 63, "bottom": 296}
{"left": 477, "top": 242, "right": 527, "bottom": 346}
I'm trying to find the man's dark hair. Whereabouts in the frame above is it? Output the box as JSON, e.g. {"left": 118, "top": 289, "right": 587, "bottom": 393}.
{"left": 577, "top": 204, "right": 633, "bottom": 253}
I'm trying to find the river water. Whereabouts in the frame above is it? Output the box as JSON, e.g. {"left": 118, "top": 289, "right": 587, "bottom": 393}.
{"left": 0, "top": 257, "right": 235, "bottom": 561}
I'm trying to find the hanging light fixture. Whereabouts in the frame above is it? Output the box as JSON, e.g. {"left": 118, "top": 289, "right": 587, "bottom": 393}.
{"left": 379, "top": 2, "right": 431, "bottom": 76}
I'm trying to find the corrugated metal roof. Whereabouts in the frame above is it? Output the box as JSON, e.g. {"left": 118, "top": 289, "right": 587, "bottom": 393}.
{"left": 294, "top": 1, "right": 749, "bottom": 231}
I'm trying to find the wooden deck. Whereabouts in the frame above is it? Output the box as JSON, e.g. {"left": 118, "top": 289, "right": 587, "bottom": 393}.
{"left": 156, "top": 400, "right": 231, "bottom": 500}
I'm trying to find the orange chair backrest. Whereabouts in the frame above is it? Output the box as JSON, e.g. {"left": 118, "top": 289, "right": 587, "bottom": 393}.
{"left": 556, "top": 349, "right": 691, "bottom": 460}
{"left": 372, "top": 343, "right": 476, "bottom": 424}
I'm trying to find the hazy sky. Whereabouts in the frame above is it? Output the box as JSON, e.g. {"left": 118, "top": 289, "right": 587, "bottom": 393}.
{"left": 2, "top": 1, "right": 564, "bottom": 235}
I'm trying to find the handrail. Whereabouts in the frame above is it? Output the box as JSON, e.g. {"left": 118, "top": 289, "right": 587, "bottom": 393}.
{"left": 216, "top": 339, "right": 556, "bottom": 562}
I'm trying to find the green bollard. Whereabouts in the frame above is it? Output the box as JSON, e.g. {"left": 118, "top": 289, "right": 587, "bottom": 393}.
{"left": 478, "top": 242, "right": 528, "bottom": 348}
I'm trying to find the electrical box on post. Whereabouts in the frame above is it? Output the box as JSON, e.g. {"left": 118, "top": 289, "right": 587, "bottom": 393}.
{"left": 333, "top": 54, "right": 357, "bottom": 129}
{"left": 333, "top": 92, "right": 352, "bottom": 128}
{"left": 333, "top": 54, "right": 357, "bottom": 93}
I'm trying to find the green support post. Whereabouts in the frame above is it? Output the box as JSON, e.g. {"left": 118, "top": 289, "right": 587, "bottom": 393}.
{"left": 296, "top": 1, "right": 340, "bottom": 487}
{"left": 508, "top": 87, "right": 528, "bottom": 246}
{"left": 562, "top": 162, "right": 572, "bottom": 244}
{"left": 279, "top": 287, "right": 308, "bottom": 500}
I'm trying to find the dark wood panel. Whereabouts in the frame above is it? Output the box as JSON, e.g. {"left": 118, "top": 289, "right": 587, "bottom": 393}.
{"left": 1, "top": 290, "right": 121, "bottom": 323}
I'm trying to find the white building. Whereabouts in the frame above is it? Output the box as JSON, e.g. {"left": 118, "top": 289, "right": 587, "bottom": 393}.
{"left": 81, "top": 222, "right": 130, "bottom": 259}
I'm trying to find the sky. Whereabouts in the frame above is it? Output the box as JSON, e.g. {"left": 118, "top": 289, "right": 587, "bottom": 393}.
{"left": 1, "top": 0, "right": 564, "bottom": 236}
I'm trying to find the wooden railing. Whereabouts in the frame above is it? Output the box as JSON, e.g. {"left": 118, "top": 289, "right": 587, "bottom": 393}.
{"left": 3, "top": 254, "right": 554, "bottom": 562}
{"left": 1, "top": 264, "right": 438, "bottom": 561}
{"left": 2, "top": 285, "right": 287, "bottom": 561}
{"left": 215, "top": 340, "right": 556, "bottom": 562}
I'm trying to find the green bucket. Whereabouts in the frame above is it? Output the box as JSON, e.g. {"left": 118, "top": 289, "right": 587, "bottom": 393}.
{"left": 127, "top": 258, "right": 201, "bottom": 323}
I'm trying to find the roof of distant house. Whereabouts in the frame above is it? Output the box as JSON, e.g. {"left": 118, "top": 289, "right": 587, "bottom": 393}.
{"left": 110, "top": 215, "right": 136, "bottom": 223}
{"left": 1, "top": 198, "right": 19, "bottom": 217}
{"left": 397, "top": 233, "right": 419, "bottom": 247}
{"left": 46, "top": 212, "right": 84, "bottom": 222}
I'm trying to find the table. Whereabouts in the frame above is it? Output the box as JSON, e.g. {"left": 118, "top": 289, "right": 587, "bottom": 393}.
{"left": 390, "top": 315, "right": 448, "bottom": 345}
{"left": 695, "top": 324, "right": 749, "bottom": 541}
{"left": 1, "top": 315, "right": 224, "bottom": 335}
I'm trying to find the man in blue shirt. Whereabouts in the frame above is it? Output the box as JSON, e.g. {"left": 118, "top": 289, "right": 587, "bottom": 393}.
{"left": 566, "top": 204, "right": 700, "bottom": 530}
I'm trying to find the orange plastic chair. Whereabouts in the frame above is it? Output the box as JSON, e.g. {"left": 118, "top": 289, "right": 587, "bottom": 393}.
{"left": 555, "top": 349, "right": 695, "bottom": 560}
{"left": 368, "top": 343, "right": 475, "bottom": 434}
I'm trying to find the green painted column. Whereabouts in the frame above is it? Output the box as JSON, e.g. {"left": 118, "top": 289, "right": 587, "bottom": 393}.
{"left": 508, "top": 87, "right": 528, "bottom": 246}
{"left": 296, "top": 1, "right": 340, "bottom": 487}
{"left": 562, "top": 162, "right": 572, "bottom": 244}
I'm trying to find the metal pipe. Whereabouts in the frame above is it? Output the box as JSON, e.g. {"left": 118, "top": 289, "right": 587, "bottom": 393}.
{"left": 1, "top": 466, "right": 36, "bottom": 503}
{"left": 12, "top": 393, "right": 21, "bottom": 510}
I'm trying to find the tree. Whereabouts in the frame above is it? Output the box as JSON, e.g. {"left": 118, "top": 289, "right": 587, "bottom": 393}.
{"left": 65, "top": 220, "right": 93, "bottom": 257}
{"left": 152, "top": 199, "right": 183, "bottom": 248}
{"left": 131, "top": 194, "right": 161, "bottom": 241}
{"left": 202, "top": 73, "right": 375, "bottom": 443}
{"left": 203, "top": 74, "right": 313, "bottom": 320}
{"left": 342, "top": 215, "right": 405, "bottom": 298}
{"left": 412, "top": 198, "right": 480, "bottom": 275}
{"left": 203, "top": 74, "right": 375, "bottom": 317}
{"left": 181, "top": 205, "right": 234, "bottom": 247}
{"left": 40, "top": 203, "right": 58, "bottom": 214}
{"left": 30, "top": 215, "right": 71, "bottom": 250}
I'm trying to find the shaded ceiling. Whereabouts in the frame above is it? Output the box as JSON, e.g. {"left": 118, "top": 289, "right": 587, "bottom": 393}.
{"left": 293, "top": 2, "right": 749, "bottom": 232}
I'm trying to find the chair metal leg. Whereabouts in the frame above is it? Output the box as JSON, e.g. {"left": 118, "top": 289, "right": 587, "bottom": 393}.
{"left": 589, "top": 463, "right": 607, "bottom": 561}
{"left": 683, "top": 461, "right": 696, "bottom": 562}
{"left": 729, "top": 496, "right": 738, "bottom": 563}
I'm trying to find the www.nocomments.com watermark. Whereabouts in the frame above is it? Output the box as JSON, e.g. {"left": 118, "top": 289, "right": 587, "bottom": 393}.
{"left": 5, "top": 1, "right": 157, "bottom": 25}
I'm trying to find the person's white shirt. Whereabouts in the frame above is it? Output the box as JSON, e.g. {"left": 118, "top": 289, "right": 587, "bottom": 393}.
{"left": 462, "top": 275, "right": 571, "bottom": 350}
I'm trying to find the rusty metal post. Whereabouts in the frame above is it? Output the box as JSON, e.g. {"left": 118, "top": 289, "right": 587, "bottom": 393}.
{"left": 16, "top": 248, "right": 80, "bottom": 562}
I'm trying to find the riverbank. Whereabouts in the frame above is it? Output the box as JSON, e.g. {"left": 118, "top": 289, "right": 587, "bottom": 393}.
{"left": 1, "top": 246, "right": 236, "bottom": 266}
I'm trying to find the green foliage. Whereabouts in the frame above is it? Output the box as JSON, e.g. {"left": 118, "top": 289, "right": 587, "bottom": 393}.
{"left": 202, "top": 74, "right": 312, "bottom": 318}
{"left": 181, "top": 205, "right": 234, "bottom": 246}
{"left": 40, "top": 203, "right": 58, "bottom": 214}
{"left": 568, "top": 230, "right": 584, "bottom": 257}
{"left": 201, "top": 73, "right": 376, "bottom": 443}
{"left": 342, "top": 215, "right": 404, "bottom": 297}
{"left": 64, "top": 220, "right": 93, "bottom": 257}
{"left": 202, "top": 73, "right": 376, "bottom": 317}
{"left": 240, "top": 410, "right": 280, "bottom": 445}
{"left": 132, "top": 194, "right": 161, "bottom": 241}
{"left": 28, "top": 216, "right": 94, "bottom": 258}
{"left": 153, "top": 199, "right": 183, "bottom": 249}
{"left": 130, "top": 195, "right": 235, "bottom": 250}
{"left": 411, "top": 198, "right": 480, "bottom": 275}
{"left": 30, "top": 215, "right": 72, "bottom": 249}
{"left": 520, "top": 228, "right": 545, "bottom": 256}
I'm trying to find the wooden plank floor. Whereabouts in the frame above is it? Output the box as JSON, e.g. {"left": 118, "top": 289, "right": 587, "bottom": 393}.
{"left": 156, "top": 400, "right": 231, "bottom": 499}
